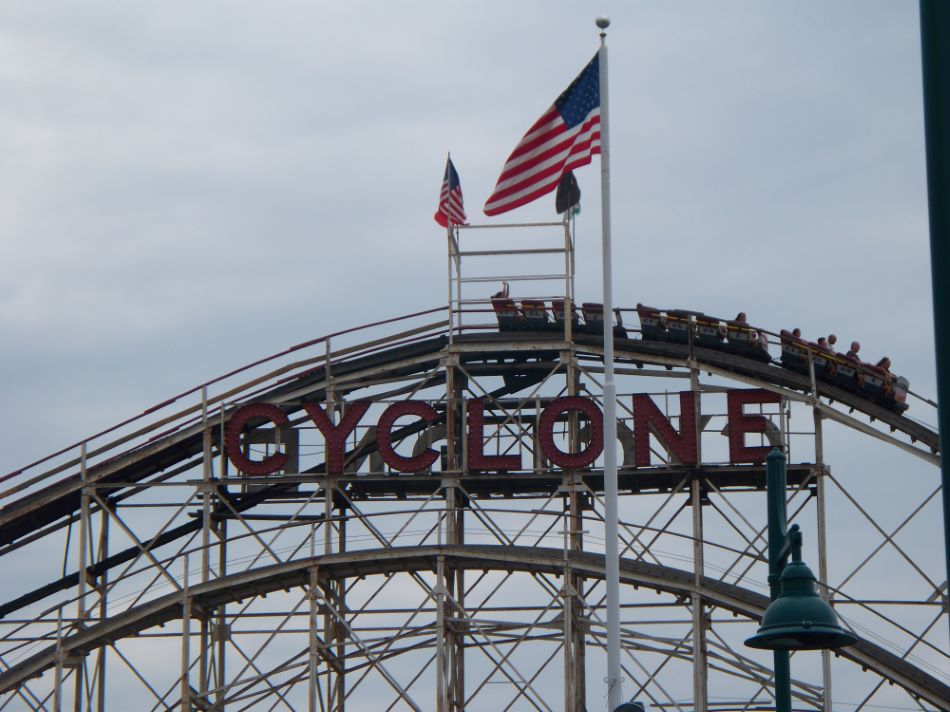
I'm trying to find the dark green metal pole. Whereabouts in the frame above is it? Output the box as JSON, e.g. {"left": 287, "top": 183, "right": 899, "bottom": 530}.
{"left": 766, "top": 449, "right": 792, "bottom": 712}
{"left": 919, "top": 0, "right": 950, "bottom": 647}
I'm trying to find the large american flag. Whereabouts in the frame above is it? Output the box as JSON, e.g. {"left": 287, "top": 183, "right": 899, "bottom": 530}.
{"left": 434, "top": 157, "right": 468, "bottom": 227}
{"left": 484, "top": 53, "right": 600, "bottom": 216}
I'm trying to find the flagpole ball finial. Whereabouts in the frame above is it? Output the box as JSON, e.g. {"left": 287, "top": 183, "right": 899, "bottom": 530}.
{"left": 596, "top": 16, "right": 610, "bottom": 29}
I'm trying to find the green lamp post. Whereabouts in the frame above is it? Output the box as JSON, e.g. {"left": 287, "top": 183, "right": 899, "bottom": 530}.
{"left": 744, "top": 449, "right": 856, "bottom": 711}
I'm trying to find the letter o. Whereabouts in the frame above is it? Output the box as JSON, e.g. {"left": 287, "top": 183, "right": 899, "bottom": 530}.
{"left": 538, "top": 396, "right": 604, "bottom": 468}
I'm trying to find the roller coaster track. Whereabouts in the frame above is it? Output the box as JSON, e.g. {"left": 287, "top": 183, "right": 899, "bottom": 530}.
{"left": 1, "top": 546, "right": 946, "bottom": 708}
{"left": 0, "top": 323, "right": 937, "bottom": 554}
{"left": 0, "top": 308, "right": 942, "bottom": 709}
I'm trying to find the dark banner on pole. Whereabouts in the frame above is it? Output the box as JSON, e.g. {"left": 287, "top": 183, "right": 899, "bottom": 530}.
{"left": 918, "top": 0, "right": 950, "bottom": 646}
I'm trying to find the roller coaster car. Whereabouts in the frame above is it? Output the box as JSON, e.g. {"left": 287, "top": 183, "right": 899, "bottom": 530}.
{"left": 775, "top": 338, "right": 911, "bottom": 413}
{"left": 520, "top": 299, "right": 551, "bottom": 331}
{"left": 892, "top": 376, "right": 910, "bottom": 412}
{"left": 829, "top": 354, "right": 861, "bottom": 392}
{"left": 491, "top": 294, "right": 525, "bottom": 332}
{"left": 665, "top": 309, "right": 693, "bottom": 345}
{"left": 810, "top": 348, "right": 837, "bottom": 380}
{"left": 779, "top": 330, "right": 809, "bottom": 373}
{"left": 725, "top": 320, "right": 771, "bottom": 363}
{"left": 552, "top": 298, "right": 580, "bottom": 333}
{"left": 861, "top": 364, "right": 889, "bottom": 402}
{"left": 636, "top": 303, "right": 667, "bottom": 341}
{"left": 695, "top": 315, "right": 726, "bottom": 350}
{"left": 857, "top": 365, "right": 910, "bottom": 413}
{"left": 581, "top": 302, "right": 628, "bottom": 338}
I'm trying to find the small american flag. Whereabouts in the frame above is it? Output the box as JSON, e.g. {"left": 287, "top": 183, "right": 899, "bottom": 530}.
{"left": 484, "top": 53, "right": 600, "bottom": 216}
{"left": 434, "top": 157, "right": 468, "bottom": 227}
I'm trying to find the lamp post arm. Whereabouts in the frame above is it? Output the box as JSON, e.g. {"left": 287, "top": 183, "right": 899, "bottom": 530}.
{"left": 787, "top": 524, "right": 803, "bottom": 563}
{"left": 775, "top": 523, "right": 804, "bottom": 571}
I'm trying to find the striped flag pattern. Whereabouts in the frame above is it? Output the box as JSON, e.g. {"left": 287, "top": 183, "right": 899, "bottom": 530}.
{"left": 484, "top": 53, "right": 600, "bottom": 216}
{"left": 434, "top": 157, "right": 468, "bottom": 227}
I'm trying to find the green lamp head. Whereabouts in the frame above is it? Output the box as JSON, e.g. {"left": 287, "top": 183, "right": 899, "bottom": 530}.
{"left": 613, "top": 703, "right": 646, "bottom": 712}
{"left": 746, "top": 535, "right": 857, "bottom": 651}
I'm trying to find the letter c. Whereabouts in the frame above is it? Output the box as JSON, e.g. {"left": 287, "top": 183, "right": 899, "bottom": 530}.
{"left": 225, "top": 403, "right": 289, "bottom": 476}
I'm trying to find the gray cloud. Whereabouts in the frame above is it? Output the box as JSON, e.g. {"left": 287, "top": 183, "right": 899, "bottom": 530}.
{"left": 0, "top": 3, "right": 940, "bottom": 705}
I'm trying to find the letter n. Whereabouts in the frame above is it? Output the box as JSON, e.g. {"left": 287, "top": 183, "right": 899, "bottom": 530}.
{"left": 633, "top": 392, "right": 698, "bottom": 466}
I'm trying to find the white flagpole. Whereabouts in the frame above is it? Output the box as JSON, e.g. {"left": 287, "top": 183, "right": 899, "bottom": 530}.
{"left": 596, "top": 16, "right": 623, "bottom": 712}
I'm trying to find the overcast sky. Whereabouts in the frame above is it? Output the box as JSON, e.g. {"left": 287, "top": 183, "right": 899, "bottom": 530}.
{"left": 0, "top": 1, "right": 935, "bottom": 470}
{"left": 0, "top": 1, "right": 945, "bottom": 706}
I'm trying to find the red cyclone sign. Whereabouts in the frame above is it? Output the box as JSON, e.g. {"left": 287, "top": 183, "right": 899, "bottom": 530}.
{"left": 226, "top": 389, "right": 780, "bottom": 476}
